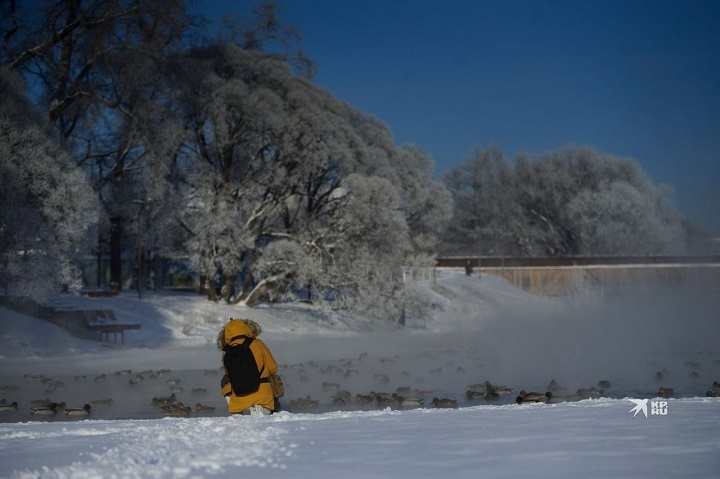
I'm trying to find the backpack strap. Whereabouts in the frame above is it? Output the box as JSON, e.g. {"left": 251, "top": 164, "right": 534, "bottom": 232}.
{"left": 228, "top": 334, "right": 250, "bottom": 343}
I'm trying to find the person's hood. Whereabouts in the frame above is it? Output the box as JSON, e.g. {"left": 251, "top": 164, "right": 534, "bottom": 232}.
{"left": 224, "top": 319, "right": 252, "bottom": 343}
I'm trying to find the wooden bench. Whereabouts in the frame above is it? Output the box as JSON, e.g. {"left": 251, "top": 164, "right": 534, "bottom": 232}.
{"left": 83, "top": 310, "right": 141, "bottom": 343}
{"left": 1, "top": 297, "right": 140, "bottom": 344}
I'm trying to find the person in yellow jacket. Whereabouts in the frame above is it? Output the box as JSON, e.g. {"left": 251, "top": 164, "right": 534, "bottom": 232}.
{"left": 219, "top": 318, "right": 278, "bottom": 415}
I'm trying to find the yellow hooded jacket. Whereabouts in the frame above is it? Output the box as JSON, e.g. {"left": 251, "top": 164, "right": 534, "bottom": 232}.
{"left": 222, "top": 319, "right": 278, "bottom": 413}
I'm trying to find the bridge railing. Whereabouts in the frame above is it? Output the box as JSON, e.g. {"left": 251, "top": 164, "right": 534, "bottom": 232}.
{"left": 431, "top": 256, "right": 720, "bottom": 296}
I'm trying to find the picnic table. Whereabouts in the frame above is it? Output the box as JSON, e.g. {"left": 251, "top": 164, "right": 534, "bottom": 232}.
{"left": 1, "top": 297, "right": 141, "bottom": 344}
{"left": 83, "top": 310, "right": 141, "bottom": 343}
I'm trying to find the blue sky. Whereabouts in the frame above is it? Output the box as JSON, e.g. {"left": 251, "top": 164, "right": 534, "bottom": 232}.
{"left": 201, "top": 0, "right": 720, "bottom": 235}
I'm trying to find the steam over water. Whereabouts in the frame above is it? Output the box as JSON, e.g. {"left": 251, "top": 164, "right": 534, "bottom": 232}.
{"left": 1, "top": 275, "right": 718, "bottom": 422}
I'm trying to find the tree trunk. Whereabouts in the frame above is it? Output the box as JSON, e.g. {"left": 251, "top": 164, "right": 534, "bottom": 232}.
{"left": 205, "top": 281, "right": 218, "bottom": 302}
{"left": 220, "top": 274, "right": 236, "bottom": 303}
{"left": 239, "top": 270, "right": 255, "bottom": 301}
{"left": 110, "top": 217, "right": 122, "bottom": 290}
{"left": 241, "top": 279, "right": 269, "bottom": 307}
{"left": 96, "top": 234, "right": 103, "bottom": 287}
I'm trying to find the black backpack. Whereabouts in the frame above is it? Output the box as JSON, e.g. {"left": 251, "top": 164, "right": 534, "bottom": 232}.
{"left": 222, "top": 335, "right": 266, "bottom": 396}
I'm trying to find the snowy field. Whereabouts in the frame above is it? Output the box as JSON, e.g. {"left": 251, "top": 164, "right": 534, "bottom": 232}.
{"left": 1, "top": 270, "right": 719, "bottom": 478}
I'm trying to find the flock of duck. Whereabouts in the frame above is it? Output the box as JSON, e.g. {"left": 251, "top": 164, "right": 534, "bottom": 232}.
{"left": 2, "top": 354, "right": 719, "bottom": 421}
{"left": 0, "top": 399, "right": 92, "bottom": 416}
{"left": 284, "top": 378, "right": 720, "bottom": 412}
{"left": 279, "top": 351, "right": 720, "bottom": 412}
{"left": 0, "top": 368, "right": 224, "bottom": 420}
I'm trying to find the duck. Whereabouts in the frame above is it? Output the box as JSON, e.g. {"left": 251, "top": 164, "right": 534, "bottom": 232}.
{"left": 334, "top": 390, "right": 353, "bottom": 401}
{"left": 195, "top": 403, "right": 216, "bottom": 413}
{"left": 370, "top": 391, "right": 394, "bottom": 401}
{"left": 707, "top": 381, "right": 720, "bottom": 397}
{"left": 289, "top": 396, "right": 319, "bottom": 410}
{"left": 64, "top": 404, "right": 92, "bottom": 417}
{"left": 162, "top": 402, "right": 191, "bottom": 417}
{"left": 88, "top": 398, "right": 114, "bottom": 407}
{"left": 546, "top": 379, "right": 570, "bottom": 397}
{"left": 431, "top": 397, "right": 458, "bottom": 408}
{"left": 483, "top": 391, "right": 501, "bottom": 401}
{"left": 30, "top": 402, "right": 60, "bottom": 415}
{"left": 465, "top": 390, "right": 485, "bottom": 400}
{"left": 375, "top": 396, "right": 397, "bottom": 406}
{"left": 576, "top": 387, "right": 604, "bottom": 399}
{"left": 545, "top": 392, "right": 569, "bottom": 404}
{"left": 597, "top": 380, "right": 612, "bottom": 389}
{"left": 395, "top": 386, "right": 413, "bottom": 396}
{"left": 151, "top": 393, "right": 177, "bottom": 406}
{"left": 466, "top": 383, "right": 488, "bottom": 393}
{"left": 42, "top": 380, "right": 64, "bottom": 394}
{"left": 484, "top": 381, "right": 513, "bottom": 395}
{"left": 375, "top": 394, "right": 399, "bottom": 407}
{"left": 494, "top": 386, "right": 514, "bottom": 396}
{"left": 657, "top": 387, "right": 674, "bottom": 398}
{"left": 354, "top": 393, "right": 374, "bottom": 404}
{"left": 0, "top": 400, "right": 18, "bottom": 412}
{"left": 393, "top": 394, "right": 424, "bottom": 408}
{"left": 546, "top": 379, "right": 561, "bottom": 391}
{"left": 562, "top": 391, "right": 586, "bottom": 402}
{"left": 515, "top": 390, "right": 547, "bottom": 404}
{"left": 128, "top": 377, "right": 143, "bottom": 386}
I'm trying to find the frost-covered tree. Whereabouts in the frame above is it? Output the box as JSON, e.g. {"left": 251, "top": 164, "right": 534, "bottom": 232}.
{"left": 1, "top": 0, "right": 194, "bottom": 287}
{"left": 1, "top": 0, "right": 451, "bottom": 317}
{"left": 442, "top": 147, "right": 527, "bottom": 256}
{"left": 566, "top": 179, "right": 685, "bottom": 255}
{"left": 149, "top": 44, "right": 449, "bottom": 318}
{"left": 442, "top": 145, "right": 689, "bottom": 257}
{"left": 521, "top": 146, "right": 686, "bottom": 255}
{"left": 0, "top": 67, "right": 101, "bottom": 300}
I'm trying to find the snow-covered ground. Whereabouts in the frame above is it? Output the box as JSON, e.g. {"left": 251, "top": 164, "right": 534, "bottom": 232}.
{"left": 1, "top": 270, "right": 719, "bottom": 478}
